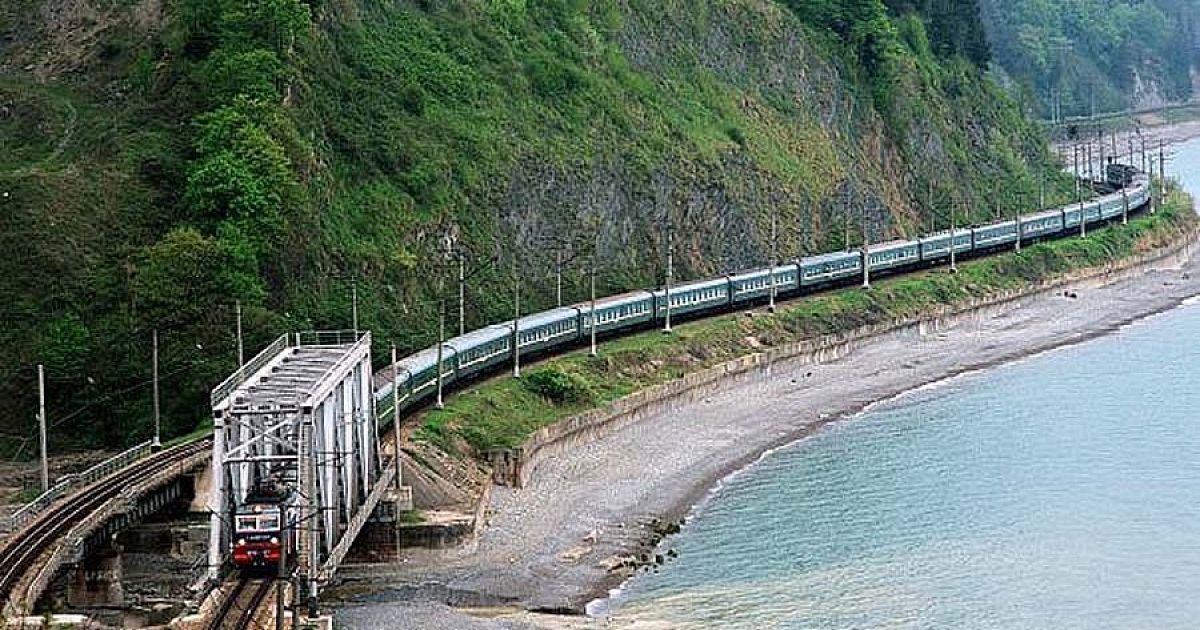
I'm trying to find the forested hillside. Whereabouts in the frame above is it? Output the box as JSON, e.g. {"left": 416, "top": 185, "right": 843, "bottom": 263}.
{"left": 0, "top": 0, "right": 1068, "bottom": 455}
{"left": 981, "top": 0, "right": 1200, "bottom": 117}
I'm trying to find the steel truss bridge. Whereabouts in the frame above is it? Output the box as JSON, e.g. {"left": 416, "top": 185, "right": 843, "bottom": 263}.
{"left": 207, "top": 330, "right": 397, "bottom": 611}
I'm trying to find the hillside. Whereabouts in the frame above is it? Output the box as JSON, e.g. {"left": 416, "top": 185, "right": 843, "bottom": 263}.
{"left": 0, "top": 0, "right": 1071, "bottom": 455}
{"left": 981, "top": 0, "right": 1200, "bottom": 117}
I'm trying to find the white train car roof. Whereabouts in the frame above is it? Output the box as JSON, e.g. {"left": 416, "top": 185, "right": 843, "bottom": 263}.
{"left": 1022, "top": 208, "right": 1063, "bottom": 222}
{"left": 652, "top": 276, "right": 730, "bottom": 297}
{"left": 446, "top": 323, "right": 511, "bottom": 352}
{"left": 516, "top": 306, "right": 581, "bottom": 330}
{"left": 574, "top": 290, "right": 656, "bottom": 313}
{"left": 801, "top": 250, "right": 860, "bottom": 266}
{"left": 918, "top": 227, "right": 972, "bottom": 241}
{"left": 870, "top": 238, "right": 920, "bottom": 251}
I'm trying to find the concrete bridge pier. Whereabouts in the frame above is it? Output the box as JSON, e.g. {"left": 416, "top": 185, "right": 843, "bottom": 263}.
{"left": 66, "top": 545, "right": 124, "bottom": 609}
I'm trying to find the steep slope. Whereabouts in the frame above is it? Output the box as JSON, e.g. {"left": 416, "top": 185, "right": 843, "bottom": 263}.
{"left": 1, "top": 0, "right": 1069, "bottom": 454}
{"left": 980, "top": 0, "right": 1200, "bottom": 117}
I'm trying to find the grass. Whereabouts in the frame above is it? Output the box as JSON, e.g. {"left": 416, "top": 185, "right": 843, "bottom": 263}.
{"left": 416, "top": 186, "right": 1197, "bottom": 457}
{"left": 397, "top": 510, "right": 425, "bottom": 525}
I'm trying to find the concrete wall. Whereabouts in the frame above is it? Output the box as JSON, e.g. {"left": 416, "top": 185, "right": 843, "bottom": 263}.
{"left": 490, "top": 229, "right": 1199, "bottom": 489}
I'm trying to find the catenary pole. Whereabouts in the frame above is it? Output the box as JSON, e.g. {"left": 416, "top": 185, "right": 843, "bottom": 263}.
{"left": 435, "top": 276, "right": 445, "bottom": 409}
{"left": 862, "top": 201, "right": 871, "bottom": 289}
{"left": 351, "top": 283, "right": 358, "bottom": 338}
{"left": 513, "top": 264, "right": 521, "bottom": 377}
{"left": 235, "top": 300, "right": 244, "bottom": 367}
{"left": 458, "top": 253, "right": 465, "bottom": 337}
{"left": 152, "top": 329, "right": 161, "bottom": 448}
{"left": 555, "top": 250, "right": 563, "bottom": 308}
{"left": 1077, "top": 144, "right": 1087, "bottom": 239}
{"left": 390, "top": 345, "right": 403, "bottom": 561}
{"left": 1014, "top": 191, "right": 1022, "bottom": 253}
{"left": 38, "top": 363, "right": 48, "bottom": 492}
{"left": 950, "top": 198, "right": 957, "bottom": 273}
{"left": 664, "top": 227, "right": 673, "bottom": 333}
{"left": 1159, "top": 139, "right": 1166, "bottom": 213}
{"left": 769, "top": 209, "right": 777, "bottom": 312}
{"left": 589, "top": 257, "right": 598, "bottom": 357}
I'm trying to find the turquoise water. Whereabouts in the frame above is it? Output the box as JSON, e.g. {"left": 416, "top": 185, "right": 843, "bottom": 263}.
{"left": 607, "top": 141, "right": 1200, "bottom": 629}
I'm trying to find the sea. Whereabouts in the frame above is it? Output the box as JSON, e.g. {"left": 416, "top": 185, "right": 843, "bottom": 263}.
{"left": 602, "top": 136, "right": 1200, "bottom": 629}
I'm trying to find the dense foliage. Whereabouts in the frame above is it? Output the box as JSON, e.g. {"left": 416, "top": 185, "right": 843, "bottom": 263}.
{"left": 0, "top": 0, "right": 1069, "bottom": 457}
{"left": 981, "top": 0, "right": 1200, "bottom": 117}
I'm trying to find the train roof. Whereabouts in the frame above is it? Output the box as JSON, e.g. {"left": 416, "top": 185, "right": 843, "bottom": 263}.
{"left": 651, "top": 275, "right": 730, "bottom": 297}
{"left": 445, "top": 323, "right": 510, "bottom": 350}
{"left": 801, "top": 250, "right": 860, "bottom": 266}
{"left": 516, "top": 306, "right": 580, "bottom": 330}
{"left": 871, "top": 238, "right": 919, "bottom": 251}
{"left": 573, "top": 290, "right": 655, "bottom": 312}
{"left": 918, "top": 227, "right": 972, "bottom": 241}
{"left": 1023, "top": 208, "right": 1062, "bottom": 222}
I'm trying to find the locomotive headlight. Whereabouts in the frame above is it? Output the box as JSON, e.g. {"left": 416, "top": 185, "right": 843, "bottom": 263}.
{"left": 237, "top": 538, "right": 246, "bottom": 546}
{"left": 270, "top": 537, "right": 279, "bottom": 545}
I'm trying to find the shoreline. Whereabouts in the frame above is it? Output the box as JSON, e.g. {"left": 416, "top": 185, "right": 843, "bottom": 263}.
{"left": 331, "top": 222, "right": 1200, "bottom": 629}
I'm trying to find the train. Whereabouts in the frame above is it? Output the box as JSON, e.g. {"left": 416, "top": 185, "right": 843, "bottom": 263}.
{"left": 374, "top": 169, "right": 1152, "bottom": 419}
{"left": 231, "top": 487, "right": 296, "bottom": 571}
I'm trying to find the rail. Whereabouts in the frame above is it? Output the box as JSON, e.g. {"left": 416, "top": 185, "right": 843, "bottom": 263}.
{"left": 7, "top": 439, "right": 153, "bottom": 534}
{"left": 211, "top": 334, "right": 290, "bottom": 408}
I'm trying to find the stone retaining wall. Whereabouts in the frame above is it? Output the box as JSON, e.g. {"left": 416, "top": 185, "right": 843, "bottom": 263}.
{"left": 489, "top": 228, "right": 1199, "bottom": 489}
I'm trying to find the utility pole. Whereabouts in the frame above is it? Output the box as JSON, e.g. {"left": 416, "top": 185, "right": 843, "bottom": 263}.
{"left": 589, "top": 257, "right": 598, "bottom": 358}
{"left": 37, "top": 364, "right": 48, "bottom": 492}
{"left": 235, "top": 301, "right": 244, "bottom": 367}
{"left": 512, "top": 264, "right": 521, "bottom": 378}
{"left": 768, "top": 209, "right": 777, "bottom": 312}
{"left": 152, "top": 329, "right": 161, "bottom": 449}
{"left": 390, "top": 345, "right": 403, "bottom": 562}
{"left": 458, "top": 253, "right": 466, "bottom": 337}
{"left": 664, "top": 226, "right": 674, "bottom": 333}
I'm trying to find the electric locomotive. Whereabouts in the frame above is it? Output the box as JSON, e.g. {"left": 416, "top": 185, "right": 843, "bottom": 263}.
{"left": 232, "top": 487, "right": 296, "bottom": 571}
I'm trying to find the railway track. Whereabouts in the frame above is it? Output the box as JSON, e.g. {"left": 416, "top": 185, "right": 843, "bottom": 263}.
{"left": 0, "top": 439, "right": 212, "bottom": 610}
{"left": 209, "top": 577, "right": 273, "bottom": 630}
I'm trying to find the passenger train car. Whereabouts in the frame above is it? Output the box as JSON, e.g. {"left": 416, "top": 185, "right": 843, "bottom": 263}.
{"left": 375, "top": 170, "right": 1152, "bottom": 417}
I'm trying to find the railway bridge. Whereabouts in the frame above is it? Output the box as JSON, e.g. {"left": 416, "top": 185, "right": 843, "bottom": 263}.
{"left": 206, "top": 330, "right": 407, "bottom": 614}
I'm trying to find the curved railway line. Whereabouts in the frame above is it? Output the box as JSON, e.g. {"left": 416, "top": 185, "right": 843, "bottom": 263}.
{"left": 0, "top": 165, "right": 1162, "bottom": 624}
{"left": 0, "top": 439, "right": 212, "bottom": 613}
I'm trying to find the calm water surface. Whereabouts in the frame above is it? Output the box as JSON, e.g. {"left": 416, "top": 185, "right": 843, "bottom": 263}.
{"left": 606, "top": 139, "right": 1200, "bottom": 629}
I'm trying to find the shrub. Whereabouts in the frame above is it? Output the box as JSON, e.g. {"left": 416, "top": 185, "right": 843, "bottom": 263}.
{"left": 523, "top": 367, "right": 595, "bottom": 405}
